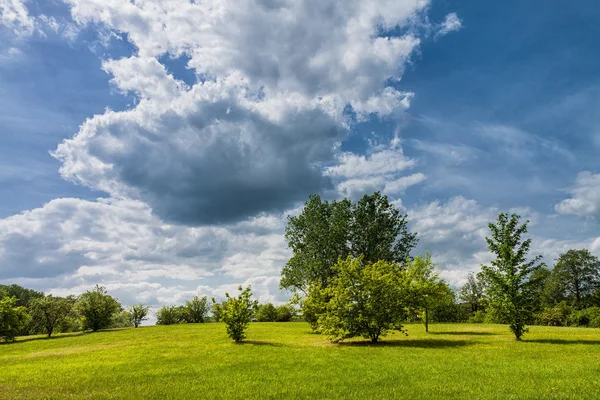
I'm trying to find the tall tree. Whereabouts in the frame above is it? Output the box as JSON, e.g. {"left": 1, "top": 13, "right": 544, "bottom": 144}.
{"left": 481, "top": 213, "right": 544, "bottom": 340}
{"left": 350, "top": 192, "right": 418, "bottom": 264}
{"left": 0, "top": 296, "right": 29, "bottom": 342}
{"left": 0, "top": 284, "right": 43, "bottom": 308}
{"left": 405, "top": 253, "right": 450, "bottom": 333}
{"left": 281, "top": 195, "right": 351, "bottom": 292}
{"left": 281, "top": 192, "right": 417, "bottom": 293}
{"left": 76, "top": 286, "right": 122, "bottom": 332}
{"left": 553, "top": 249, "right": 600, "bottom": 308}
{"left": 28, "top": 295, "right": 73, "bottom": 337}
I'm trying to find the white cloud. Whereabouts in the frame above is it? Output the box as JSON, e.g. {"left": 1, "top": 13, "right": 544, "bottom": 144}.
{"left": 555, "top": 171, "right": 600, "bottom": 220}
{"left": 0, "top": 0, "right": 35, "bottom": 36}
{"left": 437, "top": 12, "right": 462, "bottom": 37}
{"left": 51, "top": 0, "right": 442, "bottom": 224}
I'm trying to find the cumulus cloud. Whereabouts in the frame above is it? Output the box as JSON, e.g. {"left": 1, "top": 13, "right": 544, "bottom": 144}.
{"left": 0, "top": 0, "right": 35, "bottom": 36}
{"left": 555, "top": 171, "right": 600, "bottom": 220}
{"left": 52, "top": 0, "right": 441, "bottom": 224}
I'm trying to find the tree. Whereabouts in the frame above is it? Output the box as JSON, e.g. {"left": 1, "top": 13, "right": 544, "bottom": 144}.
{"left": 318, "top": 256, "right": 408, "bottom": 343}
{"left": 459, "top": 273, "right": 487, "bottom": 313}
{"left": 553, "top": 249, "right": 600, "bottom": 308}
{"left": 405, "top": 253, "right": 451, "bottom": 332}
{"left": 281, "top": 195, "right": 352, "bottom": 293}
{"left": 215, "top": 286, "right": 258, "bottom": 342}
{"left": 0, "top": 296, "right": 29, "bottom": 342}
{"left": 211, "top": 302, "right": 223, "bottom": 322}
{"left": 76, "top": 285, "right": 122, "bottom": 332}
{"left": 128, "top": 304, "right": 150, "bottom": 328}
{"left": 111, "top": 310, "right": 134, "bottom": 328}
{"left": 28, "top": 295, "right": 73, "bottom": 337}
{"left": 256, "top": 303, "right": 278, "bottom": 322}
{"left": 350, "top": 192, "right": 418, "bottom": 265}
{"left": 156, "top": 306, "right": 182, "bottom": 325}
{"left": 0, "top": 284, "right": 43, "bottom": 308}
{"left": 275, "top": 304, "right": 295, "bottom": 322}
{"left": 281, "top": 192, "right": 418, "bottom": 294}
{"left": 480, "top": 213, "right": 544, "bottom": 340}
{"left": 184, "top": 296, "right": 209, "bottom": 323}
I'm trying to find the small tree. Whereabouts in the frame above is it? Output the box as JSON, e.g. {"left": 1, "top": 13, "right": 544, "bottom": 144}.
{"left": 128, "top": 304, "right": 150, "bottom": 328}
{"left": 256, "top": 303, "right": 278, "bottom": 322}
{"left": 156, "top": 305, "right": 181, "bottom": 325}
{"left": 211, "top": 302, "right": 223, "bottom": 322}
{"left": 405, "top": 253, "right": 451, "bottom": 333}
{"left": 76, "top": 285, "right": 122, "bottom": 332}
{"left": 319, "top": 256, "right": 408, "bottom": 343}
{"left": 275, "top": 304, "right": 295, "bottom": 322}
{"left": 215, "top": 286, "right": 258, "bottom": 342}
{"left": 0, "top": 296, "right": 29, "bottom": 342}
{"left": 459, "top": 273, "right": 487, "bottom": 313}
{"left": 553, "top": 249, "right": 600, "bottom": 308}
{"left": 184, "top": 296, "right": 209, "bottom": 323}
{"left": 481, "top": 213, "right": 544, "bottom": 340}
{"left": 28, "top": 295, "right": 73, "bottom": 337}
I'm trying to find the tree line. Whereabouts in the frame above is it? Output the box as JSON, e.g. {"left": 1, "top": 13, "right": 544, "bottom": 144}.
{"left": 2, "top": 192, "right": 599, "bottom": 343}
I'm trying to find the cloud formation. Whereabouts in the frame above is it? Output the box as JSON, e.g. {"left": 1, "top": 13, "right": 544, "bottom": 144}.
{"left": 555, "top": 171, "right": 600, "bottom": 220}
{"left": 53, "top": 0, "right": 441, "bottom": 224}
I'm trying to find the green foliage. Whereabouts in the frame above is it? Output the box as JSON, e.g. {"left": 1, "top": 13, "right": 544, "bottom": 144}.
{"left": 569, "top": 306, "right": 600, "bottom": 327}
{"left": 128, "top": 304, "right": 150, "bottom": 328}
{"left": 216, "top": 286, "right": 258, "bottom": 342}
{"left": 553, "top": 249, "right": 600, "bottom": 308}
{"left": 256, "top": 303, "right": 278, "bottom": 322}
{"left": 0, "top": 296, "right": 29, "bottom": 342}
{"left": 318, "top": 256, "right": 408, "bottom": 343}
{"left": 459, "top": 273, "right": 487, "bottom": 313}
{"left": 28, "top": 295, "right": 73, "bottom": 337}
{"left": 0, "top": 284, "right": 44, "bottom": 308}
{"left": 481, "top": 213, "right": 544, "bottom": 340}
{"left": 281, "top": 192, "right": 417, "bottom": 293}
{"left": 156, "top": 305, "right": 182, "bottom": 325}
{"left": 534, "top": 301, "right": 574, "bottom": 326}
{"left": 183, "top": 296, "right": 209, "bottom": 323}
{"left": 275, "top": 304, "right": 295, "bottom": 322}
{"left": 405, "top": 253, "right": 450, "bottom": 332}
{"left": 211, "top": 302, "right": 223, "bottom": 322}
{"left": 76, "top": 286, "right": 122, "bottom": 332}
{"left": 111, "top": 310, "right": 134, "bottom": 328}
{"left": 468, "top": 310, "right": 487, "bottom": 324}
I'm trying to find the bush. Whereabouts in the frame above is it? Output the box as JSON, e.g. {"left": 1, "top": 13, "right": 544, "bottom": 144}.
{"left": 318, "top": 256, "right": 408, "bottom": 343}
{"left": 276, "top": 305, "right": 295, "bottom": 322}
{"left": 76, "top": 286, "right": 122, "bottom": 332}
{"left": 468, "top": 310, "right": 487, "bottom": 324}
{"left": 534, "top": 302, "right": 573, "bottom": 326}
{"left": 183, "top": 296, "right": 209, "bottom": 323}
{"left": 569, "top": 307, "right": 600, "bottom": 327}
{"left": 216, "top": 286, "right": 257, "bottom": 342}
{"left": 256, "top": 303, "right": 278, "bottom": 322}
{"left": 156, "top": 306, "right": 182, "bottom": 325}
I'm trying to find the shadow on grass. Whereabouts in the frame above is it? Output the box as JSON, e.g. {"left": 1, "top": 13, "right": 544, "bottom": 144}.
{"left": 0, "top": 329, "right": 124, "bottom": 345}
{"left": 428, "top": 331, "right": 494, "bottom": 336}
{"left": 524, "top": 339, "right": 600, "bottom": 345}
{"left": 237, "top": 340, "right": 285, "bottom": 347}
{"left": 339, "top": 339, "right": 470, "bottom": 348}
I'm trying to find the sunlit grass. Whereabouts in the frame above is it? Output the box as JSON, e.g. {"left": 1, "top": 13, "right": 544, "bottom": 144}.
{"left": 1, "top": 323, "right": 599, "bottom": 399}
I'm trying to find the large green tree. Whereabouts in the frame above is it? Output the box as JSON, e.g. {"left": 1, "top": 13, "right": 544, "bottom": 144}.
{"left": 0, "top": 284, "right": 43, "bottom": 308}
{"left": 318, "top": 256, "right": 408, "bottom": 343}
{"left": 481, "top": 213, "right": 544, "bottom": 340}
{"left": 553, "top": 249, "right": 600, "bottom": 308}
{"left": 76, "top": 286, "right": 122, "bottom": 332}
{"left": 281, "top": 192, "right": 417, "bottom": 293}
{"left": 29, "top": 295, "right": 73, "bottom": 337}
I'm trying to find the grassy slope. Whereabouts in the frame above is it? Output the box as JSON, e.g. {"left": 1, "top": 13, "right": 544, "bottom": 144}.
{"left": 1, "top": 323, "right": 600, "bottom": 399}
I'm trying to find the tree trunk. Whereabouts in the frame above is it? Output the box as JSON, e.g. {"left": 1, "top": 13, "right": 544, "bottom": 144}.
{"left": 425, "top": 307, "right": 429, "bottom": 333}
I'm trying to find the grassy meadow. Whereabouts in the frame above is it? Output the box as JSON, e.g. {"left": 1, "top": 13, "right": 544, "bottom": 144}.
{"left": 1, "top": 322, "right": 600, "bottom": 399}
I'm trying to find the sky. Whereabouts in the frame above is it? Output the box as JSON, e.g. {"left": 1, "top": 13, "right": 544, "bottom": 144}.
{"left": 1, "top": 0, "right": 599, "bottom": 311}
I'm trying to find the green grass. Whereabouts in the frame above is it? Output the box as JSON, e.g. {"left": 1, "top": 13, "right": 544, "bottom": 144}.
{"left": 1, "top": 323, "right": 600, "bottom": 399}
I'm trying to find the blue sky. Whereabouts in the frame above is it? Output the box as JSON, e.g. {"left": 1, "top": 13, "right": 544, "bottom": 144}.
{"left": 0, "top": 0, "right": 598, "bottom": 307}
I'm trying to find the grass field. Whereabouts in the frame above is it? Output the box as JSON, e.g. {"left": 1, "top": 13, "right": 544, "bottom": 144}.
{"left": 1, "top": 322, "right": 600, "bottom": 399}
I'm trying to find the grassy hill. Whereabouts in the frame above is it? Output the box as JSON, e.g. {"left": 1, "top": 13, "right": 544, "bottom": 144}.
{"left": 1, "top": 322, "right": 599, "bottom": 399}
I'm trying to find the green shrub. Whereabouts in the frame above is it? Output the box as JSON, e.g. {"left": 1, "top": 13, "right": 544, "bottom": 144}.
{"left": 183, "top": 296, "right": 209, "bottom": 323}
{"left": 216, "top": 286, "right": 257, "bottom": 342}
{"left": 156, "top": 305, "right": 182, "bottom": 325}
{"left": 256, "top": 303, "right": 278, "bottom": 322}
{"left": 534, "top": 302, "right": 573, "bottom": 326}
{"left": 0, "top": 296, "right": 30, "bottom": 342}
{"left": 76, "top": 286, "right": 122, "bottom": 332}
{"left": 569, "top": 307, "right": 600, "bottom": 327}
{"left": 468, "top": 310, "right": 487, "bottom": 323}
{"left": 275, "top": 305, "right": 294, "bottom": 322}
